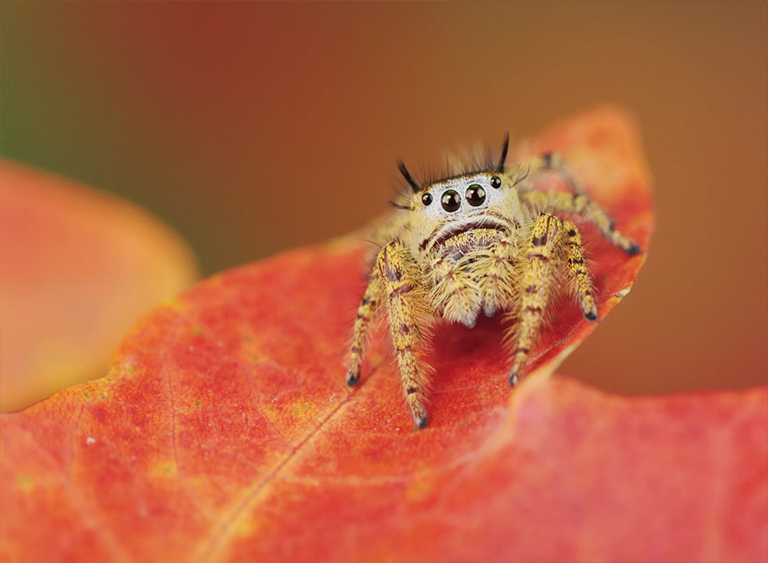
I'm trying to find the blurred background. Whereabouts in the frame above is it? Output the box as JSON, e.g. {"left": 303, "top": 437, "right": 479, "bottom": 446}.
{"left": 1, "top": 1, "right": 766, "bottom": 396}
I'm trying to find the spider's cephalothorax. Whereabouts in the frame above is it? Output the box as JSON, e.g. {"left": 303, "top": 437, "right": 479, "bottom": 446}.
{"left": 346, "top": 136, "right": 640, "bottom": 429}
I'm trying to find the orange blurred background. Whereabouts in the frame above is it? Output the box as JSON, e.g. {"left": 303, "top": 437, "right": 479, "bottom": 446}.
{"left": 1, "top": 2, "right": 766, "bottom": 395}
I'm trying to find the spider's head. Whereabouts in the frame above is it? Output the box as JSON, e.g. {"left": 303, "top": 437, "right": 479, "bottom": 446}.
{"left": 397, "top": 134, "right": 522, "bottom": 242}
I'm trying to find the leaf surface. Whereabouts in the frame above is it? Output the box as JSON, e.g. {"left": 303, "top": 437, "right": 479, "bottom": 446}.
{"left": 0, "top": 161, "right": 199, "bottom": 411}
{"left": 4, "top": 108, "right": 764, "bottom": 563}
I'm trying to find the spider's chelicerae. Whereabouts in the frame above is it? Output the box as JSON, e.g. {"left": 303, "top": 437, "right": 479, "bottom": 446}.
{"left": 346, "top": 136, "right": 640, "bottom": 429}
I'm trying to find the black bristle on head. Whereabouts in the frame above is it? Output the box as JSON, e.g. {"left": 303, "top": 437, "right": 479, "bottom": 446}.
{"left": 397, "top": 160, "right": 421, "bottom": 193}
{"left": 497, "top": 133, "right": 510, "bottom": 173}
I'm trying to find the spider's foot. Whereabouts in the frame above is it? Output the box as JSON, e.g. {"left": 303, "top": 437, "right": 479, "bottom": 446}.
{"left": 625, "top": 242, "right": 642, "bottom": 256}
{"left": 409, "top": 400, "right": 429, "bottom": 430}
{"left": 509, "top": 372, "right": 523, "bottom": 387}
{"left": 584, "top": 303, "right": 598, "bottom": 322}
{"left": 346, "top": 372, "right": 360, "bottom": 387}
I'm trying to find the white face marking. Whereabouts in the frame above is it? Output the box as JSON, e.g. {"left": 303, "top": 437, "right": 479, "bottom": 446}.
{"left": 420, "top": 173, "right": 502, "bottom": 219}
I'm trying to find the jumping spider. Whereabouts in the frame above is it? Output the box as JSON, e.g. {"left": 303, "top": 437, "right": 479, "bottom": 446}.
{"left": 346, "top": 135, "right": 640, "bottom": 429}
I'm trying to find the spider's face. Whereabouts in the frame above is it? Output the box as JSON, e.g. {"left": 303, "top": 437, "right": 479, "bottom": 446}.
{"left": 409, "top": 171, "right": 516, "bottom": 241}
{"left": 418, "top": 173, "right": 505, "bottom": 216}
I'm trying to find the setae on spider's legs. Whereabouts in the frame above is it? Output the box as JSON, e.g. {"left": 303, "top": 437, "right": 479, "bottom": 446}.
{"left": 521, "top": 189, "right": 640, "bottom": 255}
{"left": 376, "top": 241, "right": 432, "bottom": 429}
{"left": 346, "top": 274, "right": 382, "bottom": 387}
{"left": 507, "top": 214, "right": 595, "bottom": 386}
{"left": 508, "top": 152, "right": 640, "bottom": 255}
{"left": 477, "top": 237, "right": 519, "bottom": 317}
{"left": 560, "top": 218, "right": 597, "bottom": 320}
{"left": 428, "top": 253, "right": 482, "bottom": 328}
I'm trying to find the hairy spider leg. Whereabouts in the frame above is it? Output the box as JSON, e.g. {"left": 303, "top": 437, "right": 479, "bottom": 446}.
{"left": 379, "top": 242, "right": 432, "bottom": 428}
{"left": 349, "top": 237, "right": 433, "bottom": 427}
{"left": 522, "top": 189, "right": 641, "bottom": 255}
{"left": 507, "top": 152, "right": 639, "bottom": 254}
{"left": 561, "top": 218, "right": 598, "bottom": 320}
{"left": 346, "top": 276, "right": 382, "bottom": 387}
{"left": 507, "top": 214, "right": 594, "bottom": 386}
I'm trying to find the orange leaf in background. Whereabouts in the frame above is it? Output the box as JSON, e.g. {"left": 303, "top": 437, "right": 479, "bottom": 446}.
{"left": 2, "top": 108, "right": 765, "bottom": 563}
{"left": 0, "top": 161, "right": 199, "bottom": 412}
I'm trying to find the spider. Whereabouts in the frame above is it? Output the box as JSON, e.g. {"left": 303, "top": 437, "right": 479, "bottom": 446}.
{"left": 346, "top": 135, "right": 640, "bottom": 429}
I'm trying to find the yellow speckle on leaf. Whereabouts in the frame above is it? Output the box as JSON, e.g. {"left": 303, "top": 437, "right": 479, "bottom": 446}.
{"left": 234, "top": 519, "right": 254, "bottom": 537}
{"left": 286, "top": 400, "right": 315, "bottom": 420}
{"left": 405, "top": 478, "right": 431, "bottom": 501}
{"left": 153, "top": 462, "right": 177, "bottom": 477}
{"left": 16, "top": 473, "right": 34, "bottom": 492}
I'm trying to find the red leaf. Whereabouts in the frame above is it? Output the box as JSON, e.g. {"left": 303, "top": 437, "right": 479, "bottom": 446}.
{"left": 0, "top": 161, "right": 198, "bottom": 412}
{"left": 3, "top": 108, "right": 765, "bottom": 562}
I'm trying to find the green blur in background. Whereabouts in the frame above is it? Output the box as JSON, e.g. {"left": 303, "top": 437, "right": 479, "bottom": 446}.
{"left": 2, "top": 1, "right": 766, "bottom": 395}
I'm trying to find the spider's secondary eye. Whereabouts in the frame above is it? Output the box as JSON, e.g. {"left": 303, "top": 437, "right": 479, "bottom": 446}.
{"left": 441, "top": 190, "right": 461, "bottom": 212}
{"left": 421, "top": 193, "right": 433, "bottom": 206}
{"left": 466, "top": 184, "right": 486, "bottom": 206}
{"left": 490, "top": 176, "right": 502, "bottom": 189}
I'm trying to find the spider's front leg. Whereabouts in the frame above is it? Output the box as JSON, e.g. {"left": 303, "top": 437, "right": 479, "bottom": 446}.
{"left": 507, "top": 213, "right": 596, "bottom": 386}
{"left": 510, "top": 153, "right": 641, "bottom": 255}
{"left": 347, "top": 241, "right": 432, "bottom": 429}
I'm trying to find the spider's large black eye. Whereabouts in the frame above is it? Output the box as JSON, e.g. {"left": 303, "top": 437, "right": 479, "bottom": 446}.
{"left": 441, "top": 190, "right": 461, "bottom": 212}
{"left": 421, "top": 192, "right": 433, "bottom": 206}
{"left": 466, "top": 184, "right": 486, "bottom": 206}
{"left": 490, "top": 176, "right": 502, "bottom": 189}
